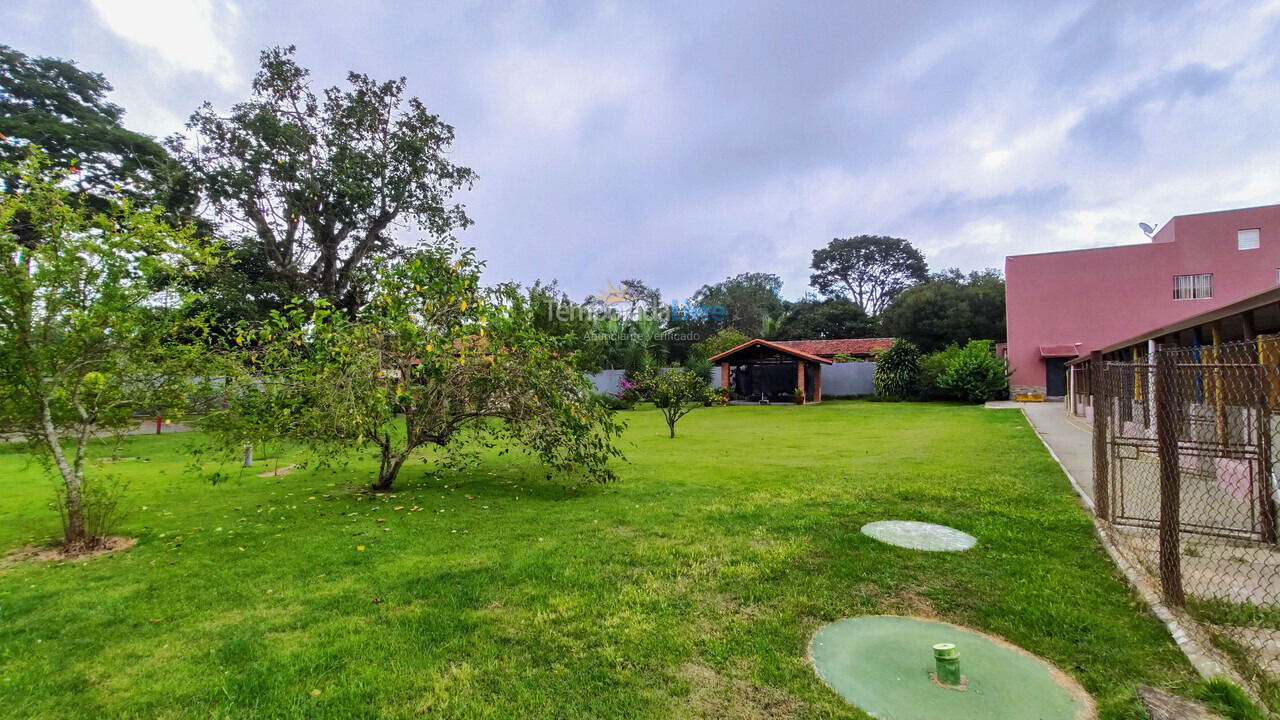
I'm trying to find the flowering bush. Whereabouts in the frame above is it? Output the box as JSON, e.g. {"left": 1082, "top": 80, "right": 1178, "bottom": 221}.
{"left": 614, "top": 376, "right": 642, "bottom": 408}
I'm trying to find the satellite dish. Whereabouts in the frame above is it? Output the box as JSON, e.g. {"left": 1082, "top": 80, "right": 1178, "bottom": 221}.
{"left": 1139, "top": 222, "right": 1156, "bottom": 237}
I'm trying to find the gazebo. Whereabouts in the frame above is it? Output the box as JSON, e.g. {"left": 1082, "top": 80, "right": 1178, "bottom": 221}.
{"left": 708, "top": 338, "right": 831, "bottom": 404}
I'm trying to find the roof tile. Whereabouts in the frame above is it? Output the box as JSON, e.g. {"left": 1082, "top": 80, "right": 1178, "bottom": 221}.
{"left": 773, "top": 338, "right": 896, "bottom": 357}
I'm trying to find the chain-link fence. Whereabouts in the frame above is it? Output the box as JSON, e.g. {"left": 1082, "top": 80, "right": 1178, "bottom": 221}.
{"left": 1093, "top": 339, "right": 1279, "bottom": 621}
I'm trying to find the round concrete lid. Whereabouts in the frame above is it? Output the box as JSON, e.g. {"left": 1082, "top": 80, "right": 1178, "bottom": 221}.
{"left": 861, "top": 520, "right": 977, "bottom": 551}
{"left": 810, "top": 616, "right": 1093, "bottom": 720}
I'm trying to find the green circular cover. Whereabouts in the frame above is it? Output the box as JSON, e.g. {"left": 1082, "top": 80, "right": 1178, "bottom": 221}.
{"left": 861, "top": 520, "right": 977, "bottom": 551}
{"left": 810, "top": 616, "right": 1090, "bottom": 720}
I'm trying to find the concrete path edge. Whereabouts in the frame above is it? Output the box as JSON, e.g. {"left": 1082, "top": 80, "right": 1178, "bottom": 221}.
{"left": 988, "top": 403, "right": 1250, "bottom": 692}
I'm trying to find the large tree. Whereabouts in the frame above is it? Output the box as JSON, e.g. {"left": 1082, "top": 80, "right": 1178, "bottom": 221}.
{"left": 204, "top": 242, "right": 623, "bottom": 491}
{"left": 0, "top": 152, "right": 217, "bottom": 549}
{"left": 0, "top": 45, "right": 190, "bottom": 213}
{"left": 175, "top": 46, "right": 476, "bottom": 314}
{"left": 688, "top": 272, "right": 784, "bottom": 337}
{"left": 584, "top": 278, "right": 662, "bottom": 321}
{"left": 879, "top": 268, "right": 1006, "bottom": 353}
{"left": 771, "top": 297, "right": 875, "bottom": 340}
{"left": 809, "top": 235, "right": 928, "bottom": 316}
{"left": 178, "top": 238, "right": 296, "bottom": 332}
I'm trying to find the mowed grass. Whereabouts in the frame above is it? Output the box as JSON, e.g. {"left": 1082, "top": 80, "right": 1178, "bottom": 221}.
{"left": 0, "top": 402, "right": 1195, "bottom": 719}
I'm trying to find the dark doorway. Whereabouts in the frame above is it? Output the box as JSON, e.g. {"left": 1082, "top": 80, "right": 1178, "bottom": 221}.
{"left": 1045, "top": 358, "right": 1067, "bottom": 396}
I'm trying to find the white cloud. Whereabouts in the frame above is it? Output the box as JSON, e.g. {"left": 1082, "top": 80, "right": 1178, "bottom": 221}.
{"left": 88, "top": 0, "right": 241, "bottom": 89}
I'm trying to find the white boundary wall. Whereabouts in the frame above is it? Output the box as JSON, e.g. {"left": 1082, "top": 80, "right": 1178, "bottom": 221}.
{"left": 588, "top": 362, "right": 876, "bottom": 397}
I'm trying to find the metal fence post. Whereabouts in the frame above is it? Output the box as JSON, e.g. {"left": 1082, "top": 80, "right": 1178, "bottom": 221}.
{"left": 1154, "top": 345, "right": 1185, "bottom": 606}
{"left": 1090, "top": 351, "right": 1110, "bottom": 521}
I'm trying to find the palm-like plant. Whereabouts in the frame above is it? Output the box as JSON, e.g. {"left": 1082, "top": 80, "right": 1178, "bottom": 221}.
{"left": 760, "top": 306, "right": 791, "bottom": 339}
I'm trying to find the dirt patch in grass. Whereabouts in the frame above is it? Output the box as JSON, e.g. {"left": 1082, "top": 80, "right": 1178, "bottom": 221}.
{"left": 256, "top": 464, "right": 295, "bottom": 477}
{"left": 676, "top": 661, "right": 805, "bottom": 720}
{"left": 877, "top": 590, "right": 940, "bottom": 618}
{"left": 692, "top": 592, "right": 764, "bottom": 637}
{"left": 4, "top": 535, "right": 136, "bottom": 564}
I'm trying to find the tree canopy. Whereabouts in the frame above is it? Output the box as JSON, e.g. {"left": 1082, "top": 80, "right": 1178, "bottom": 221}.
{"left": 517, "top": 279, "right": 607, "bottom": 372}
{"left": 879, "top": 268, "right": 1005, "bottom": 353}
{"left": 688, "top": 272, "right": 784, "bottom": 338}
{"left": 689, "top": 328, "right": 750, "bottom": 361}
{"left": 175, "top": 46, "right": 476, "bottom": 314}
{"left": 770, "top": 297, "right": 876, "bottom": 340}
{"left": 809, "top": 235, "right": 928, "bottom": 316}
{"left": 585, "top": 278, "right": 662, "bottom": 319}
{"left": 204, "top": 242, "right": 623, "bottom": 491}
{"left": 0, "top": 45, "right": 190, "bottom": 213}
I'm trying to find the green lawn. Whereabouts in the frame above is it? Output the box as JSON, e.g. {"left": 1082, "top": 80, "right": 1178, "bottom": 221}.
{"left": 0, "top": 402, "right": 1195, "bottom": 719}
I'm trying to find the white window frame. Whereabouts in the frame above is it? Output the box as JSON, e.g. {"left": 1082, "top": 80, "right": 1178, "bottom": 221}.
{"left": 1238, "top": 228, "right": 1260, "bottom": 250}
{"left": 1173, "top": 273, "right": 1213, "bottom": 300}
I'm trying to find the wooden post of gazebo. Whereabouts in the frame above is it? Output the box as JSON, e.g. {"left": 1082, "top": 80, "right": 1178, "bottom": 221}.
{"left": 796, "top": 362, "right": 806, "bottom": 404}
{"left": 814, "top": 364, "right": 822, "bottom": 402}
{"left": 720, "top": 362, "right": 730, "bottom": 388}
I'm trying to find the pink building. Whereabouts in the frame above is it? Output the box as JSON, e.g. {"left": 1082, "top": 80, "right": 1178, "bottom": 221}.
{"left": 1005, "top": 203, "right": 1280, "bottom": 396}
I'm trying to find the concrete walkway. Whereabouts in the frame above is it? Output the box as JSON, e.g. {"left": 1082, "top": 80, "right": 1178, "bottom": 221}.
{"left": 987, "top": 399, "right": 1252, "bottom": 688}
{"left": 987, "top": 400, "right": 1096, "bottom": 504}
{"left": 1, "top": 417, "right": 195, "bottom": 443}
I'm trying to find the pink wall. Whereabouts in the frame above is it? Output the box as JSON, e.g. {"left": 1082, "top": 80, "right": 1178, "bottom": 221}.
{"left": 1005, "top": 204, "right": 1280, "bottom": 393}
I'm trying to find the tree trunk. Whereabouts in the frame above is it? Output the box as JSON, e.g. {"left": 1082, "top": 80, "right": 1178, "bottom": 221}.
{"left": 667, "top": 417, "right": 676, "bottom": 439}
{"left": 39, "top": 399, "right": 87, "bottom": 548}
{"left": 373, "top": 450, "right": 407, "bottom": 492}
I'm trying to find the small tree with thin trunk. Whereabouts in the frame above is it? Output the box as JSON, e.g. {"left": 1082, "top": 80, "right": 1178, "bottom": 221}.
{"left": 632, "top": 368, "right": 715, "bottom": 438}
{"left": 204, "top": 242, "right": 624, "bottom": 491}
{"left": 0, "top": 151, "right": 217, "bottom": 550}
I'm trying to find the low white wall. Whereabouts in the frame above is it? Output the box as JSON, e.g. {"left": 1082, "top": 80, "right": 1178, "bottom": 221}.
{"left": 589, "top": 362, "right": 876, "bottom": 397}
{"left": 588, "top": 369, "right": 628, "bottom": 394}
{"left": 822, "top": 362, "right": 876, "bottom": 396}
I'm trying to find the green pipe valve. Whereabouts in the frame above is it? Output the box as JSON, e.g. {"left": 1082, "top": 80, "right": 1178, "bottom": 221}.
{"left": 933, "top": 643, "right": 961, "bottom": 686}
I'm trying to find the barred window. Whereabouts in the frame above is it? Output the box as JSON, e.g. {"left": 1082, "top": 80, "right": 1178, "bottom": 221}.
{"left": 1173, "top": 273, "right": 1213, "bottom": 300}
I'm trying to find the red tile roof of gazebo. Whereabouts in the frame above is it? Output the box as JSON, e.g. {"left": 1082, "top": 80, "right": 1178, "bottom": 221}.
{"left": 707, "top": 338, "right": 832, "bottom": 364}
{"left": 773, "top": 338, "right": 895, "bottom": 358}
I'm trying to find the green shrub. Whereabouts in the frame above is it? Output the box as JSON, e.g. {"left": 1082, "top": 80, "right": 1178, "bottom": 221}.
{"left": 590, "top": 391, "right": 632, "bottom": 411}
{"left": 873, "top": 339, "right": 922, "bottom": 400}
{"left": 689, "top": 329, "right": 750, "bottom": 363}
{"left": 682, "top": 354, "right": 713, "bottom": 382}
{"left": 920, "top": 343, "right": 963, "bottom": 398}
{"left": 936, "top": 340, "right": 1009, "bottom": 402}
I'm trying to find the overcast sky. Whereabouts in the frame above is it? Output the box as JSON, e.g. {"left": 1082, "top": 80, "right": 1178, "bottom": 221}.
{"left": 6, "top": 0, "right": 1280, "bottom": 301}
